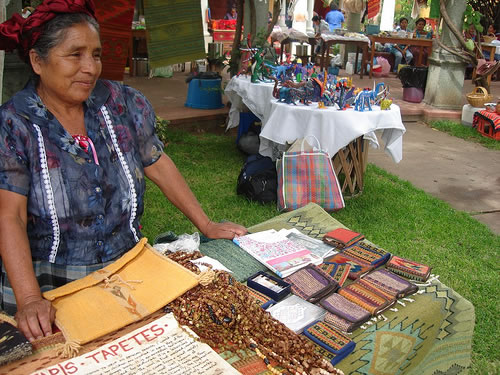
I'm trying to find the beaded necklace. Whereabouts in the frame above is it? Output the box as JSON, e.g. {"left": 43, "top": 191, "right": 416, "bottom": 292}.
{"left": 166, "top": 251, "right": 344, "bottom": 375}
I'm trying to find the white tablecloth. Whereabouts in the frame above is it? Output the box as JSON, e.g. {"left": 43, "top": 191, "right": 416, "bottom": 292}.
{"left": 260, "top": 102, "right": 405, "bottom": 163}
{"left": 225, "top": 76, "right": 276, "bottom": 129}
{"left": 224, "top": 76, "right": 406, "bottom": 163}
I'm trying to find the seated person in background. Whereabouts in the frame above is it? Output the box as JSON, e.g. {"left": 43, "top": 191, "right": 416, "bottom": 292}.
{"left": 463, "top": 23, "right": 477, "bottom": 41}
{"left": 312, "top": 15, "right": 330, "bottom": 54}
{"left": 325, "top": 3, "right": 344, "bottom": 31}
{"left": 0, "top": 0, "right": 247, "bottom": 342}
{"left": 390, "top": 17, "right": 413, "bottom": 72}
{"left": 481, "top": 25, "right": 500, "bottom": 60}
{"left": 410, "top": 18, "right": 432, "bottom": 65}
{"left": 485, "top": 24, "right": 497, "bottom": 38}
{"left": 224, "top": 5, "right": 237, "bottom": 20}
{"left": 413, "top": 17, "right": 433, "bottom": 39}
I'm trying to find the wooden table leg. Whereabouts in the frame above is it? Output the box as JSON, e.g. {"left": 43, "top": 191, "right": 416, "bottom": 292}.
{"left": 360, "top": 44, "right": 367, "bottom": 79}
{"left": 369, "top": 41, "right": 375, "bottom": 79}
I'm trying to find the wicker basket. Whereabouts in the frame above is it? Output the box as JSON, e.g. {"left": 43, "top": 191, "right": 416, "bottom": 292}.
{"left": 483, "top": 35, "right": 496, "bottom": 44}
{"left": 466, "top": 86, "right": 492, "bottom": 107}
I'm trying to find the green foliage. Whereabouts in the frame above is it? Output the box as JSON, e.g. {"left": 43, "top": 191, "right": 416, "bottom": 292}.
{"left": 394, "top": 0, "right": 415, "bottom": 31}
{"left": 154, "top": 116, "right": 169, "bottom": 145}
{"left": 463, "top": 4, "right": 484, "bottom": 33}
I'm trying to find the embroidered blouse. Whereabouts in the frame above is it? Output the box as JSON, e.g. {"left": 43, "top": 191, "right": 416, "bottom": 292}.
{"left": 0, "top": 79, "right": 164, "bottom": 265}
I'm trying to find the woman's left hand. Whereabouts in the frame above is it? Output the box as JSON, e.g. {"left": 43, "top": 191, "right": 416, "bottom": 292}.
{"left": 203, "top": 221, "right": 248, "bottom": 240}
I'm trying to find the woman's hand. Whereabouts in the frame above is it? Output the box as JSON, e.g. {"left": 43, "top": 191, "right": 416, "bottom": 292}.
{"left": 15, "top": 297, "right": 56, "bottom": 342}
{"left": 202, "top": 220, "right": 248, "bottom": 240}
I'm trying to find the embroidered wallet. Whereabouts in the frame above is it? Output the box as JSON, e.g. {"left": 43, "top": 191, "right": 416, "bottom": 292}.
{"left": 284, "top": 265, "right": 339, "bottom": 304}
{"left": 245, "top": 285, "right": 276, "bottom": 309}
{"left": 341, "top": 241, "right": 391, "bottom": 268}
{"left": 358, "top": 269, "right": 418, "bottom": 299}
{"left": 319, "top": 293, "right": 371, "bottom": 331}
{"left": 338, "top": 281, "right": 395, "bottom": 316}
{"left": 319, "top": 262, "right": 351, "bottom": 287}
{"left": 385, "top": 255, "right": 432, "bottom": 282}
{"left": 323, "top": 253, "right": 374, "bottom": 280}
{"left": 0, "top": 321, "right": 32, "bottom": 366}
{"left": 322, "top": 228, "right": 364, "bottom": 249}
{"left": 303, "top": 320, "right": 356, "bottom": 365}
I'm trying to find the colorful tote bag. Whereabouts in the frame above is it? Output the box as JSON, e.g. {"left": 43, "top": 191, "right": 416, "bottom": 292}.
{"left": 277, "top": 136, "right": 344, "bottom": 212}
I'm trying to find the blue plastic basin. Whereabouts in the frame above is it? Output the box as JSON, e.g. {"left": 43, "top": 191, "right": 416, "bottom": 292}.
{"left": 185, "top": 78, "right": 224, "bottom": 109}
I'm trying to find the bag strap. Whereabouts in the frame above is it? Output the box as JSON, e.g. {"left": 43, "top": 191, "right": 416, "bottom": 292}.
{"left": 301, "top": 135, "right": 322, "bottom": 153}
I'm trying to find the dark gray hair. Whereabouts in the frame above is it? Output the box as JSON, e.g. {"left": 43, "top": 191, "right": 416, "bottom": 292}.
{"left": 31, "top": 13, "right": 100, "bottom": 62}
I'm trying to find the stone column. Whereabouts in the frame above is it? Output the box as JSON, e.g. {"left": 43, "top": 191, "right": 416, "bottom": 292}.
{"left": 423, "top": 0, "right": 468, "bottom": 109}
{"left": 278, "top": 0, "right": 286, "bottom": 28}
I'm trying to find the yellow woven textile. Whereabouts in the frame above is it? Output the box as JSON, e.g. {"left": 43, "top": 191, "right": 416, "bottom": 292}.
{"left": 43, "top": 238, "right": 199, "bottom": 345}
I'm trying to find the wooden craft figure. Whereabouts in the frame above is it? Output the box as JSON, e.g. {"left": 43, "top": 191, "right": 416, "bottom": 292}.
{"left": 354, "top": 89, "right": 375, "bottom": 111}
{"left": 335, "top": 80, "right": 349, "bottom": 110}
{"left": 373, "top": 82, "right": 389, "bottom": 105}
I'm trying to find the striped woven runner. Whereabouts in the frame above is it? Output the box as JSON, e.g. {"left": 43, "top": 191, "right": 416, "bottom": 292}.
{"left": 144, "top": 0, "right": 206, "bottom": 67}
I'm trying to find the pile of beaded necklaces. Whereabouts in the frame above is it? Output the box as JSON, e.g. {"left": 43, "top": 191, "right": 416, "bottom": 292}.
{"left": 166, "top": 251, "right": 344, "bottom": 375}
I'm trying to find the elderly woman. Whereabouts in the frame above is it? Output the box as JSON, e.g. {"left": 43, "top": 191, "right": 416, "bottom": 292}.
{"left": 0, "top": 0, "right": 246, "bottom": 342}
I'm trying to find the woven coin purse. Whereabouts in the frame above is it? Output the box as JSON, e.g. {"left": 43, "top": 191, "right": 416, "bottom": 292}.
{"left": 43, "top": 238, "right": 199, "bottom": 350}
{"left": 302, "top": 320, "right": 356, "bottom": 365}
{"left": 319, "top": 293, "right": 371, "bottom": 330}
{"left": 284, "top": 265, "right": 339, "bottom": 304}
{"left": 358, "top": 269, "right": 418, "bottom": 299}
{"left": 385, "top": 255, "right": 432, "bottom": 282}
{"left": 338, "top": 280, "right": 395, "bottom": 316}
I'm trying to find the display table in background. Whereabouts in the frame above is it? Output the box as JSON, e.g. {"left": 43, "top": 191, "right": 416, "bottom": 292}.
{"left": 225, "top": 76, "right": 406, "bottom": 195}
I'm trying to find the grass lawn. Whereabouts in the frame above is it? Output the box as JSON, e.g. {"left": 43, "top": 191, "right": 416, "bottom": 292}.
{"left": 142, "top": 127, "right": 499, "bottom": 375}
{"left": 429, "top": 120, "right": 500, "bottom": 151}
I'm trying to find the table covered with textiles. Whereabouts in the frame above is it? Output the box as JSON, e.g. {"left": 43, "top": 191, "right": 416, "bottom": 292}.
{"left": 0, "top": 204, "right": 474, "bottom": 375}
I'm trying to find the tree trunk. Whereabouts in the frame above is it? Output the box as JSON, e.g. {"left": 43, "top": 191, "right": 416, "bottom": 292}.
{"left": 230, "top": 0, "right": 245, "bottom": 77}
{"left": 265, "top": 0, "right": 281, "bottom": 40}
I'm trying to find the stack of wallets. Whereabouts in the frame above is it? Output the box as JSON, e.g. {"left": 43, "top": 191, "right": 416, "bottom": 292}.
{"left": 319, "top": 262, "right": 351, "bottom": 287}
{"left": 385, "top": 255, "right": 432, "bottom": 282}
{"left": 320, "top": 293, "right": 371, "bottom": 332}
{"left": 322, "top": 228, "right": 364, "bottom": 249}
{"left": 358, "top": 269, "right": 418, "bottom": 299}
{"left": 284, "top": 265, "right": 339, "bottom": 304}
{"left": 302, "top": 320, "right": 356, "bottom": 365}
{"left": 338, "top": 281, "right": 395, "bottom": 316}
{"left": 323, "top": 253, "right": 374, "bottom": 280}
{"left": 341, "top": 240, "right": 392, "bottom": 268}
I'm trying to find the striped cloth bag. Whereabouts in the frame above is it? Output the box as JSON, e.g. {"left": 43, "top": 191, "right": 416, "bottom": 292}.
{"left": 277, "top": 136, "right": 344, "bottom": 212}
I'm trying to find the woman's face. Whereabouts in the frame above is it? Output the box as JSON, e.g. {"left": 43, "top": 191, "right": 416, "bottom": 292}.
{"left": 416, "top": 21, "right": 425, "bottom": 32}
{"left": 30, "top": 22, "right": 102, "bottom": 106}
{"left": 400, "top": 19, "right": 408, "bottom": 30}
{"left": 488, "top": 25, "right": 495, "bottom": 34}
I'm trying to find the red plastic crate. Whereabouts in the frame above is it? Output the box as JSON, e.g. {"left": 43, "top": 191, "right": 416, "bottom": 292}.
{"left": 473, "top": 112, "right": 500, "bottom": 140}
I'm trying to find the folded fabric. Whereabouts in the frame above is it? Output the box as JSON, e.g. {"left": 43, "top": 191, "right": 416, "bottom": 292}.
{"left": 323, "top": 253, "right": 374, "bottom": 280}
{"left": 319, "top": 293, "right": 371, "bottom": 327}
{"left": 341, "top": 241, "right": 391, "bottom": 267}
{"left": 323, "top": 228, "right": 364, "bottom": 249}
{"left": 319, "top": 262, "right": 351, "bottom": 287}
{"left": 284, "top": 265, "right": 338, "bottom": 303}
{"left": 385, "top": 255, "right": 432, "bottom": 282}
{"left": 0, "top": 320, "right": 32, "bottom": 366}
{"left": 358, "top": 269, "right": 418, "bottom": 299}
{"left": 302, "top": 320, "right": 356, "bottom": 365}
{"left": 338, "top": 281, "right": 395, "bottom": 316}
{"left": 43, "top": 238, "right": 199, "bottom": 348}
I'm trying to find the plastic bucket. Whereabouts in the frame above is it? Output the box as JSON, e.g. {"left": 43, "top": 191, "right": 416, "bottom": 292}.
{"left": 185, "top": 78, "right": 224, "bottom": 109}
{"left": 403, "top": 87, "right": 424, "bottom": 103}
